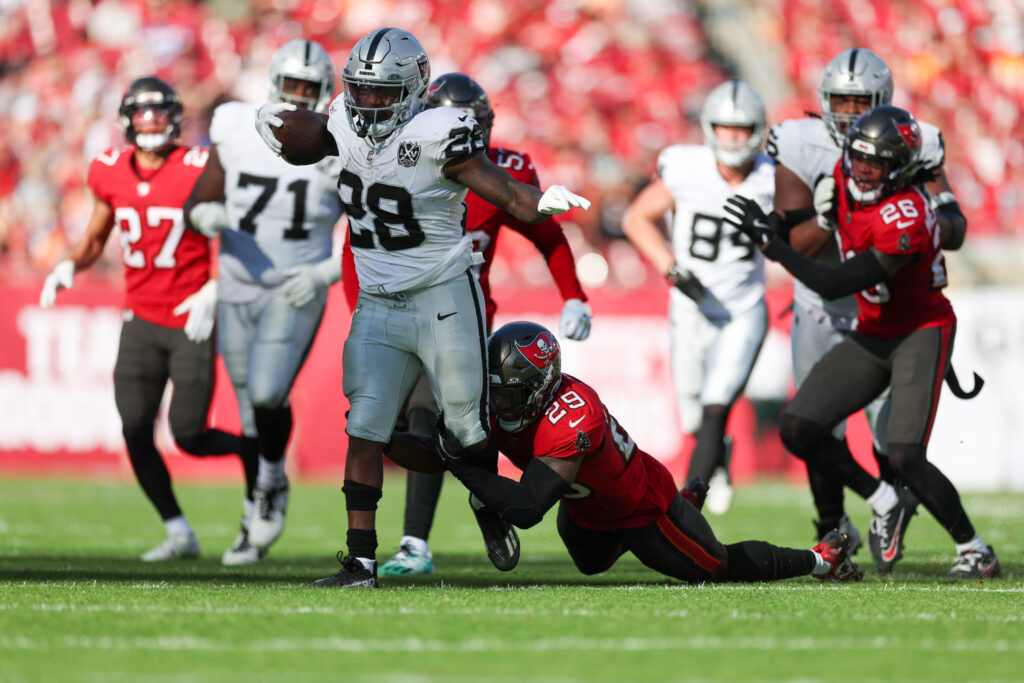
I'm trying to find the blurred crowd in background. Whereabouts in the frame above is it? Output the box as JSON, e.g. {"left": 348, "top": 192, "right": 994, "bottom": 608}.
{"left": 1, "top": 0, "right": 1022, "bottom": 286}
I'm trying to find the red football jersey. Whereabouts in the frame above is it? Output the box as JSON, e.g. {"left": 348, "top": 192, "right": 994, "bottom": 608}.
{"left": 833, "top": 165, "right": 956, "bottom": 339}
{"left": 342, "top": 145, "right": 586, "bottom": 325}
{"left": 494, "top": 374, "right": 678, "bottom": 530}
{"left": 88, "top": 145, "right": 212, "bottom": 328}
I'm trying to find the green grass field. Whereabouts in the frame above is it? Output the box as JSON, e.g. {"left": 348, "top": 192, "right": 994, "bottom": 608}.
{"left": 1, "top": 475, "right": 1021, "bottom": 682}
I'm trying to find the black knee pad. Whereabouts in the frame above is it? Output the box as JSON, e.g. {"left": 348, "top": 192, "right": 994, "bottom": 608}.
{"left": 779, "top": 414, "right": 828, "bottom": 459}
{"left": 173, "top": 432, "right": 205, "bottom": 456}
{"left": 122, "top": 425, "right": 156, "bottom": 460}
{"left": 887, "top": 443, "right": 927, "bottom": 478}
{"left": 342, "top": 480, "right": 383, "bottom": 511}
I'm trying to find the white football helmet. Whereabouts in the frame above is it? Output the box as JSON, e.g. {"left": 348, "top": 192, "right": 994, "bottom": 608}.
{"left": 700, "top": 79, "right": 766, "bottom": 168}
{"left": 267, "top": 39, "right": 335, "bottom": 113}
{"left": 341, "top": 27, "right": 430, "bottom": 139}
{"left": 818, "top": 48, "right": 893, "bottom": 145}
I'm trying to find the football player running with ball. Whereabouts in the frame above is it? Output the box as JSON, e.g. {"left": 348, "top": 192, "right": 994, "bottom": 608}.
{"left": 364, "top": 73, "right": 593, "bottom": 578}
{"left": 254, "top": 28, "right": 590, "bottom": 588}
{"left": 185, "top": 39, "right": 346, "bottom": 565}
{"left": 385, "top": 322, "right": 861, "bottom": 586}
{"left": 766, "top": 48, "right": 967, "bottom": 565}
{"left": 39, "top": 77, "right": 244, "bottom": 561}
{"left": 622, "top": 79, "right": 773, "bottom": 516}
{"left": 725, "top": 106, "right": 999, "bottom": 579}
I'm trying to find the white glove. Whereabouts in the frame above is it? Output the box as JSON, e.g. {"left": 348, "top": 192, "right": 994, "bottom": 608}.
{"left": 255, "top": 102, "right": 297, "bottom": 156}
{"left": 538, "top": 185, "right": 592, "bottom": 215}
{"left": 281, "top": 256, "right": 341, "bottom": 308}
{"left": 189, "top": 201, "right": 229, "bottom": 239}
{"left": 40, "top": 259, "right": 75, "bottom": 308}
{"left": 173, "top": 279, "right": 218, "bottom": 342}
{"left": 813, "top": 175, "right": 837, "bottom": 233}
{"left": 559, "top": 298, "right": 592, "bottom": 341}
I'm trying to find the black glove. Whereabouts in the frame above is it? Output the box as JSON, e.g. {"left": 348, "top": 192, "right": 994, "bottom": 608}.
{"left": 433, "top": 412, "right": 467, "bottom": 466}
{"left": 723, "top": 196, "right": 780, "bottom": 248}
{"left": 666, "top": 264, "right": 707, "bottom": 302}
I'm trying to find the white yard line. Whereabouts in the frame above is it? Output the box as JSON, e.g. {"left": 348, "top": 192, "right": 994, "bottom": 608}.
{"left": 0, "top": 601, "right": 1021, "bottom": 623}
{"left": 0, "top": 634, "right": 1022, "bottom": 653}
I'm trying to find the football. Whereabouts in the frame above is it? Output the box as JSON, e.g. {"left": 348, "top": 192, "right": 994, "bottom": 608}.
{"left": 273, "top": 108, "right": 330, "bottom": 165}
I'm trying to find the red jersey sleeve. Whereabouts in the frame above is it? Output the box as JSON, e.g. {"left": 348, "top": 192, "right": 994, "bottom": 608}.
{"left": 489, "top": 147, "right": 587, "bottom": 303}
{"left": 87, "top": 147, "right": 132, "bottom": 204}
{"left": 531, "top": 389, "right": 606, "bottom": 461}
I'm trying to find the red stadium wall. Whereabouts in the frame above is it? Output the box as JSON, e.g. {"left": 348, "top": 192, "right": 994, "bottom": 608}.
{"left": 0, "top": 270, "right": 885, "bottom": 486}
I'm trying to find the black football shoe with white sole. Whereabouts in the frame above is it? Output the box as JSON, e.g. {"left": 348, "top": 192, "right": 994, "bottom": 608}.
{"left": 310, "top": 552, "right": 379, "bottom": 588}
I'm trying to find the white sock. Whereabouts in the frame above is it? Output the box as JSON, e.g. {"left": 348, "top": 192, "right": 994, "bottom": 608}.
{"left": 810, "top": 550, "right": 832, "bottom": 576}
{"left": 256, "top": 456, "right": 287, "bottom": 490}
{"left": 164, "top": 515, "right": 192, "bottom": 538}
{"left": 400, "top": 535, "right": 431, "bottom": 557}
{"left": 866, "top": 482, "right": 898, "bottom": 516}
{"left": 356, "top": 557, "right": 376, "bottom": 571}
{"left": 955, "top": 535, "right": 987, "bottom": 555}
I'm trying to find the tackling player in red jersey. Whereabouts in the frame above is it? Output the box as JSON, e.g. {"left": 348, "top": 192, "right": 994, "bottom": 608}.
{"left": 38, "top": 77, "right": 248, "bottom": 562}
{"left": 723, "top": 105, "right": 999, "bottom": 579}
{"left": 384, "top": 321, "right": 860, "bottom": 585}
{"left": 340, "top": 74, "right": 592, "bottom": 578}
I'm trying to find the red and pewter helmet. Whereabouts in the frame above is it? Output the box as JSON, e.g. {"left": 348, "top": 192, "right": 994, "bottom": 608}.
{"left": 118, "top": 76, "right": 182, "bottom": 151}
{"left": 487, "top": 321, "right": 562, "bottom": 432}
{"left": 842, "top": 104, "right": 922, "bottom": 204}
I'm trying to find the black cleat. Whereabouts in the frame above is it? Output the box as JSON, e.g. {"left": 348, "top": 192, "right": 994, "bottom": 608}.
{"left": 469, "top": 493, "right": 520, "bottom": 571}
{"left": 812, "top": 530, "right": 863, "bottom": 582}
{"left": 868, "top": 487, "right": 918, "bottom": 574}
{"left": 310, "top": 552, "right": 379, "bottom": 588}
{"left": 681, "top": 477, "right": 709, "bottom": 511}
{"left": 949, "top": 546, "right": 1001, "bottom": 579}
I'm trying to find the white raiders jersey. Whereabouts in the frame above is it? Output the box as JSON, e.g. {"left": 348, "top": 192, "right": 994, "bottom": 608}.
{"left": 326, "top": 101, "right": 487, "bottom": 295}
{"left": 212, "top": 101, "right": 344, "bottom": 303}
{"left": 767, "top": 116, "right": 945, "bottom": 319}
{"left": 658, "top": 144, "right": 772, "bottom": 319}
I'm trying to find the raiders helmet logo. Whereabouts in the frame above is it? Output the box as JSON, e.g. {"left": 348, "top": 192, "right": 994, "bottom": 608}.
{"left": 398, "top": 141, "right": 421, "bottom": 167}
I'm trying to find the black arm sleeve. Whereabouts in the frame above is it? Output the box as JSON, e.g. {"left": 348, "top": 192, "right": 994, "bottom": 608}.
{"left": 763, "top": 239, "right": 889, "bottom": 300}
{"left": 446, "top": 457, "right": 571, "bottom": 529}
{"left": 936, "top": 202, "right": 967, "bottom": 251}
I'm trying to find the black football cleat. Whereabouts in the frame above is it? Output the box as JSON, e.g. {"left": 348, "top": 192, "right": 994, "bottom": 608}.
{"left": 868, "top": 487, "right": 918, "bottom": 574}
{"left": 949, "top": 546, "right": 1001, "bottom": 579}
{"left": 310, "top": 552, "right": 379, "bottom": 588}
{"left": 469, "top": 493, "right": 520, "bottom": 571}
{"left": 812, "top": 530, "right": 863, "bottom": 582}
{"left": 681, "top": 477, "right": 709, "bottom": 511}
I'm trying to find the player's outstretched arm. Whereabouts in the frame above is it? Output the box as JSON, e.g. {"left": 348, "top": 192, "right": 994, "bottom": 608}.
{"left": 723, "top": 195, "right": 906, "bottom": 300}
{"left": 775, "top": 164, "right": 834, "bottom": 256}
{"left": 434, "top": 416, "right": 576, "bottom": 528}
{"left": 445, "top": 152, "right": 589, "bottom": 224}
{"left": 184, "top": 145, "right": 228, "bottom": 238}
{"left": 40, "top": 194, "right": 116, "bottom": 307}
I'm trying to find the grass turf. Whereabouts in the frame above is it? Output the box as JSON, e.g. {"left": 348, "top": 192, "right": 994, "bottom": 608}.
{"left": 0, "top": 476, "right": 1021, "bottom": 682}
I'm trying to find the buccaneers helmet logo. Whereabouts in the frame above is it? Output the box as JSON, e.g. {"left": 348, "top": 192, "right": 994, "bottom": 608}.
{"left": 895, "top": 122, "right": 921, "bottom": 151}
{"left": 516, "top": 333, "right": 559, "bottom": 371}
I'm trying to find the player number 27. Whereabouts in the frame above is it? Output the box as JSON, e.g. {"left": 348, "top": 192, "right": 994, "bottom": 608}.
{"left": 116, "top": 206, "right": 186, "bottom": 269}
